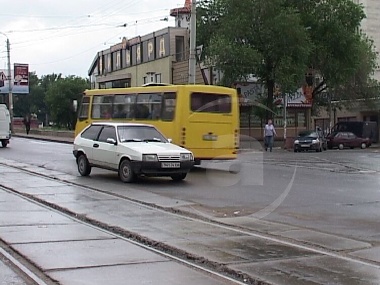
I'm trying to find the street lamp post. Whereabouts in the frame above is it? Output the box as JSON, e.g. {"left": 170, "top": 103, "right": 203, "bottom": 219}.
{"left": 283, "top": 93, "right": 287, "bottom": 140}
{"left": 0, "top": 32, "right": 13, "bottom": 133}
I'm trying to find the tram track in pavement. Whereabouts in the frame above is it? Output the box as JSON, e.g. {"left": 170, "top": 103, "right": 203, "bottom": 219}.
{"left": 0, "top": 190, "right": 248, "bottom": 285}
{"left": 1, "top": 160, "right": 380, "bottom": 285}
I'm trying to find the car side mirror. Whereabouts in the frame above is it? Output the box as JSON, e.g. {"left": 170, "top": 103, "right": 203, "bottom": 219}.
{"left": 106, "top": 138, "right": 117, "bottom": 145}
{"left": 167, "top": 138, "right": 173, "bottom": 143}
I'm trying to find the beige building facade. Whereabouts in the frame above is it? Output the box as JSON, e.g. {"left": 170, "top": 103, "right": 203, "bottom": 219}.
{"left": 358, "top": 0, "right": 380, "bottom": 81}
{"left": 88, "top": 26, "right": 205, "bottom": 89}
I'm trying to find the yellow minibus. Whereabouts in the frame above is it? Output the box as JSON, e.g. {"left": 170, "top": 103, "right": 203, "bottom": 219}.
{"left": 75, "top": 85, "right": 239, "bottom": 164}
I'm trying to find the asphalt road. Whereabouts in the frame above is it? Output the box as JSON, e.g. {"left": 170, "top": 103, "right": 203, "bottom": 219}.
{"left": 1, "top": 137, "right": 379, "bottom": 245}
{"left": 1, "top": 137, "right": 380, "bottom": 284}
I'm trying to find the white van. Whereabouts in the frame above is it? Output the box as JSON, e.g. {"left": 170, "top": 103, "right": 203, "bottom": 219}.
{"left": 0, "top": 104, "right": 11, "bottom": 147}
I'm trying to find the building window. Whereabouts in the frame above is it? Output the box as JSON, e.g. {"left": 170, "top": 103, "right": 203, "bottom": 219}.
{"left": 155, "top": 73, "right": 161, "bottom": 83}
{"left": 175, "top": 36, "right": 185, "bottom": 62}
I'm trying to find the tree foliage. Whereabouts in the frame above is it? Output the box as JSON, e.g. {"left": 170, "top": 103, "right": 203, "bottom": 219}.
{"left": 13, "top": 73, "right": 89, "bottom": 130}
{"left": 197, "top": 0, "right": 379, "bottom": 112}
{"left": 198, "top": 0, "right": 313, "bottom": 117}
{"left": 45, "top": 76, "right": 89, "bottom": 129}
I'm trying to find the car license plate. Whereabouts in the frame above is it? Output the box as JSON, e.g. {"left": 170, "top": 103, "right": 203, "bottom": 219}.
{"left": 301, "top": 144, "right": 309, "bottom": 147}
{"left": 161, "top": 162, "right": 180, "bottom": 168}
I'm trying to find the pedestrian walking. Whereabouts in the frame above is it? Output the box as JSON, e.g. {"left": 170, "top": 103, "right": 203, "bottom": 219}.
{"left": 264, "top": 119, "right": 277, "bottom": 152}
{"left": 23, "top": 114, "right": 31, "bottom": 135}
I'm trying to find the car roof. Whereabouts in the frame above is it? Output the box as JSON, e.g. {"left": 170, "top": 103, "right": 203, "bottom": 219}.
{"left": 90, "top": 122, "right": 154, "bottom": 128}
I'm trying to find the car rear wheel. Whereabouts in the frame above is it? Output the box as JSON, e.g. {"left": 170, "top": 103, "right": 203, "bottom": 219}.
{"left": 119, "top": 160, "right": 135, "bottom": 183}
{"left": 338, "top": 143, "right": 344, "bottom": 150}
{"left": 171, "top": 173, "right": 187, "bottom": 181}
{"left": 361, "top": 143, "right": 367, "bottom": 149}
{"left": 77, "top": 154, "right": 91, "bottom": 176}
{"left": 1, "top": 140, "right": 8, "bottom": 148}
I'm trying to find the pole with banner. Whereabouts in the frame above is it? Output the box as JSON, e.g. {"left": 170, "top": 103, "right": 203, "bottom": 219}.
{"left": 6, "top": 38, "right": 13, "bottom": 134}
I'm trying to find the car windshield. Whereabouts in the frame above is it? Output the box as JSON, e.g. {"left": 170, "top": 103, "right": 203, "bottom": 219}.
{"left": 117, "top": 126, "right": 168, "bottom": 143}
{"left": 298, "top": 131, "right": 318, "bottom": 138}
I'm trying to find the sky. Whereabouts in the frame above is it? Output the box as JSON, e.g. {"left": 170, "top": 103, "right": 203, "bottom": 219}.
{"left": 0, "top": 0, "right": 183, "bottom": 78}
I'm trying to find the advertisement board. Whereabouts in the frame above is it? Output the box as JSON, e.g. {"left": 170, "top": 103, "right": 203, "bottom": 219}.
{"left": 234, "top": 82, "right": 312, "bottom": 108}
{"left": 0, "top": 63, "right": 29, "bottom": 94}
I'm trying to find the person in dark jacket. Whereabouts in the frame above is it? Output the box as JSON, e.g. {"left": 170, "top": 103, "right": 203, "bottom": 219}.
{"left": 23, "top": 114, "right": 31, "bottom": 135}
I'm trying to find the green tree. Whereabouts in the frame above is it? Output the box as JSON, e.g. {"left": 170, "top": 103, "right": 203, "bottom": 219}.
{"left": 39, "top": 73, "right": 62, "bottom": 125}
{"left": 287, "top": 0, "right": 378, "bottom": 103}
{"left": 197, "top": 0, "right": 378, "bottom": 113}
{"left": 198, "top": 0, "right": 312, "bottom": 119}
{"left": 45, "top": 76, "right": 89, "bottom": 130}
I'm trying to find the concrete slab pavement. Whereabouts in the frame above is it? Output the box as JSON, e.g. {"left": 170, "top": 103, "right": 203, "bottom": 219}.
{"left": 1, "top": 160, "right": 380, "bottom": 284}
{"left": 0, "top": 187, "right": 237, "bottom": 285}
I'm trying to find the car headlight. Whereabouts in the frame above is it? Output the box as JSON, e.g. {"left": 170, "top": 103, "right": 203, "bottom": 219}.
{"left": 142, "top": 154, "right": 158, "bottom": 162}
{"left": 312, "top": 139, "right": 319, "bottom": 144}
{"left": 294, "top": 140, "right": 299, "bottom": 144}
{"left": 180, "top": 153, "right": 193, "bottom": 161}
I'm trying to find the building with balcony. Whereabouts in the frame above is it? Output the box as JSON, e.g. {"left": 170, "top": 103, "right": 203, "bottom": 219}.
{"left": 88, "top": 0, "right": 207, "bottom": 89}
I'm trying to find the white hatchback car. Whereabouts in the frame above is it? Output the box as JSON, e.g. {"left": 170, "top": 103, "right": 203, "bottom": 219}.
{"left": 73, "top": 122, "right": 194, "bottom": 182}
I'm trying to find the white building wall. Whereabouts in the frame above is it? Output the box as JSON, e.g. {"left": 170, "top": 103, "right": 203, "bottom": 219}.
{"left": 359, "top": 0, "right": 380, "bottom": 81}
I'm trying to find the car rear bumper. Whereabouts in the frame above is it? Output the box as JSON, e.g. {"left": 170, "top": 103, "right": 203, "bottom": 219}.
{"left": 132, "top": 161, "right": 194, "bottom": 175}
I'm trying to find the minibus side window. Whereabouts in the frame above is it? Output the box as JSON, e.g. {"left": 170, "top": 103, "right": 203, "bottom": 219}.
{"left": 91, "top": 95, "right": 114, "bottom": 119}
{"left": 161, "top": 92, "right": 176, "bottom": 121}
{"left": 113, "top": 94, "right": 136, "bottom": 119}
{"left": 135, "top": 93, "right": 162, "bottom": 120}
{"left": 78, "top": 96, "right": 90, "bottom": 120}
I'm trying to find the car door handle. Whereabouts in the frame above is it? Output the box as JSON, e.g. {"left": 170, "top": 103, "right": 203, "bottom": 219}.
{"left": 93, "top": 143, "right": 99, "bottom": 148}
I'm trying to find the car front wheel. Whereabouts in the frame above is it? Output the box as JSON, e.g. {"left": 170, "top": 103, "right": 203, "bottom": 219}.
{"left": 1, "top": 140, "right": 8, "bottom": 148}
{"left": 361, "top": 143, "right": 367, "bottom": 149}
{"left": 77, "top": 154, "right": 91, "bottom": 176}
{"left": 119, "top": 160, "right": 135, "bottom": 183}
{"left": 171, "top": 173, "right": 187, "bottom": 181}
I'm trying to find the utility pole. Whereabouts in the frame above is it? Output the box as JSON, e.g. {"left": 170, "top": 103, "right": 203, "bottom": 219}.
{"left": 188, "top": 0, "right": 197, "bottom": 84}
{"left": 283, "top": 93, "right": 287, "bottom": 140}
{"left": 6, "top": 38, "right": 13, "bottom": 134}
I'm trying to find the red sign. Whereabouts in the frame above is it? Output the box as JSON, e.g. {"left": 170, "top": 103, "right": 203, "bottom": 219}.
{"left": 13, "top": 63, "right": 29, "bottom": 94}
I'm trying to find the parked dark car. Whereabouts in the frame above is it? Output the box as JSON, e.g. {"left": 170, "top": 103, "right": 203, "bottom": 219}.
{"left": 331, "top": 121, "right": 378, "bottom": 143}
{"left": 326, "top": 131, "right": 371, "bottom": 150}
{"left": 294, "top": 130, "right": 325, "bottom": 152}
